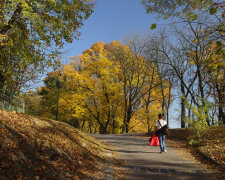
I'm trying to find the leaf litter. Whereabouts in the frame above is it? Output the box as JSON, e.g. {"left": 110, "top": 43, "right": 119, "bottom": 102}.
{"left": 0, "top": 110, "right": 114, "bottom": 179}
{"left": 167, "top": 127, "right": 225, "bottom": 179}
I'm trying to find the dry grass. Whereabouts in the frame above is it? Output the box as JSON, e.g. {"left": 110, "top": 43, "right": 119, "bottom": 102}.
{"left": 0, "top": 110, "right": 113, "bottom": 179}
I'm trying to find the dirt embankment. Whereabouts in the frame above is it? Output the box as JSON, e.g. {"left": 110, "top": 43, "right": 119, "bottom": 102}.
{"left": 0, "top": 110, "right": 112, "bottom": 179}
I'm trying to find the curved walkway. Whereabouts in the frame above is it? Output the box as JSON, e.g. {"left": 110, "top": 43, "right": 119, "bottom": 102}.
{"left": 93, "top": 134, "right": 206, "bottom": 180}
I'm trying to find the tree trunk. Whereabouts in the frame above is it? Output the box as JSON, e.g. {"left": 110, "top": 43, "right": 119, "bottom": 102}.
{"left": 145, "top": 89, "right": 151, "bottom": 132}
{"left": 219, "top": 105, "right": 225, "bottom": 125}
{"left": 187, "top": 98, "right": 193, "bottom": 127}
{"left": 166, "top": 81, "right": 172, "bottom": 127}
{"left": 89, "top": 121, "right": 93, "bottom": 133}
{"left": 146, "top": 108, "right": 151, "bottom": 132}
{"left": 181, "top": 79, "right": 186, "bottom": 128}
{"left": 81, "top": 120, "right": 86, "bottom": 130}
{"left": 112, "top": 114, "right": 116, "bottom": 134}
{"left": 99, "top": 126, "right": 107, "bottom": 134}
{"left": 122, "top": 117, "right": 126, "bottom": 133}
{"left": 126, "top": 105, "right": 132, "bottom": 133}
{"left": 160, "top": 79, "right": 165, "bottom": 113}
{"left": 0, "top": 72, "right": 6, "bottom": 89}
{"left": 216, "top": 83, "right": 225, "bottom": 124}
{"left": 122, "top": 98, "right": 128, "bottom": 133}
{"left": 126, "top": 117, "right": 131, "bottom": 133}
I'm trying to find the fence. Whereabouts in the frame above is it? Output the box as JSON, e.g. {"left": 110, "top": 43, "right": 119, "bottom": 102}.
{"left": 0, "top": 89, "right": 25, "bottom": 113}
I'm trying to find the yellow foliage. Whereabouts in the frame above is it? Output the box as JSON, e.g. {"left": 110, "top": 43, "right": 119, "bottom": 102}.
{"left": 39, "top": 40, "right": 171, "bottom": 133}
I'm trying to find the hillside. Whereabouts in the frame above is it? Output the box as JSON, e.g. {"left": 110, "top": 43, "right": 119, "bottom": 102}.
{"left": 0, "top": 110, "right": 113, "bottom": 179}
{"left": 166, "top": 126, "right": 225, "bottom": 178}
{"left": 167, "top": 126, "right": 225, "bottom": 166}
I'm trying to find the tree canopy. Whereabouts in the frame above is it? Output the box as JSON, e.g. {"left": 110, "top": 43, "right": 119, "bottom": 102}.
{"left": 0, "top": 0, "right": 94, "bottom": 92}
{"left": 141, "top": 0, "right": 215, "bottom": 19}
{"left": 35, "top": 41, "right": 170, "bottom": 134}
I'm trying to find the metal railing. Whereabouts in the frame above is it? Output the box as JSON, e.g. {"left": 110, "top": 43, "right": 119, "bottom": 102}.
{"left": 0, "top": 89, "right": 25, "bottom": 113}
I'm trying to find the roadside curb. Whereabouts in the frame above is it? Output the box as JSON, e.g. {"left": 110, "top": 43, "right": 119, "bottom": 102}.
{"left": 196, "top": 149, "right": 225, "bottom": 171}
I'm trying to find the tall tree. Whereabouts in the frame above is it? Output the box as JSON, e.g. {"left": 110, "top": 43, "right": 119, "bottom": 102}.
{"left": 107, "top": 40, "right": 170, "bottom": 133}
{"left": 38, "top": 41, "right": 171, "bottom": 133}
{"left": 61, "top": 42, "right": 123, "bottom": 134}
{"left": 203, "top": 42, "right": 225, "bottom": 124}
{"left": 107, "top": 41, "right": 149, "bottom": 133}
{"left": 142, "top": 0, "right": 224, "bottom": 127}
{"left": 38, "top": 70, "right": 62, "bottom": 119}
{"left": 143, "top": 34, "right": 174, "bottom": 126}
{"left": 0, "top": 0, "right": 94, "bottom": 92}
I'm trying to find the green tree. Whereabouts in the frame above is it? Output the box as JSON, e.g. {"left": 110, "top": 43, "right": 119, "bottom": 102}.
{"left": 39, "top": 70, "right": 62, "bottom": 119}
{"left": 141, "top": 0, "right": 214, "bottom": 19}
{"left": 0, "top": 0, "right": 94, "bottom": 92}
{"left": 142, "top": 0, "right": 225, "bottom": 126}
{"left": 185, "top": 97, "right": 209, "bottom": 145}
{"left": 24, "top": 90, "right": 41, "bottom": 116}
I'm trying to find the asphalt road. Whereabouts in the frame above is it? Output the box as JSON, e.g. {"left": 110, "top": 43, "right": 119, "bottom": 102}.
{"left": 93, "top": 134, "right": 206, "bottom": 180}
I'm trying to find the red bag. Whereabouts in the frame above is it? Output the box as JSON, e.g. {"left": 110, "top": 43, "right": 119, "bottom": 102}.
{"left": 149, "top": 133, "right": 159, "bottom": 146}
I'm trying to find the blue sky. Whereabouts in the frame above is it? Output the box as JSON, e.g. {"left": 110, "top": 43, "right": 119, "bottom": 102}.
{"left": 61, "top": 0, "right": 158, "bottom": 61}
{"left": 58, "top": 0, "right": 181, "bottom": 128}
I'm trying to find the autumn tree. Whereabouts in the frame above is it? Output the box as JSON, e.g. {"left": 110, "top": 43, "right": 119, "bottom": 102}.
{"left": 38, "top": 40, "right": 171, "bottom": 134}
{"left": 124, "top": 35, "right": 170, "bottom": 131}
{"left": 203, "top": 42, "right": 225, "bottom": 124}
{"left": 142, "top": 0, "right": 225, "bottom": 129}
{"left": 179, "top": 17, "right": 224, "bottom": 126}
{"left": 106, "top": 41, "right": 144, "bottom": 133}
{"left": 106, "top": 40, "right": 170, "bottom": 133}
{"left": 144, "top": 13, "right": 224, "bottom": 127}
{"left": 59, "top": 42, "right": 123, "bottom": 133}
{"left": 0, "top": 0, "right": 94, "bottom": 93}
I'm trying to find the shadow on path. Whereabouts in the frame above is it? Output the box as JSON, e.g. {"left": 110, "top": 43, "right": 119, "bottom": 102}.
{"left": 92, "top": 134, "right": 207, "bottom": 180}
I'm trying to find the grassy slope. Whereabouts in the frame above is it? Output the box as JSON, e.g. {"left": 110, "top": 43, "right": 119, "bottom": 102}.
{"left": 0, "top": 110, "right": 111, "bottom": 179}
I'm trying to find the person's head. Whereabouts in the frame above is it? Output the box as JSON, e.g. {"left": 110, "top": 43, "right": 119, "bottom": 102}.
{"left": 158, "top": 113, "right": 164, "bottom": 119}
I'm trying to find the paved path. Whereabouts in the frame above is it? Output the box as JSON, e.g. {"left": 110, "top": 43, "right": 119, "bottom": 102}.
{"left": 93, "top": 134, "right": 206, "bottom": 180}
